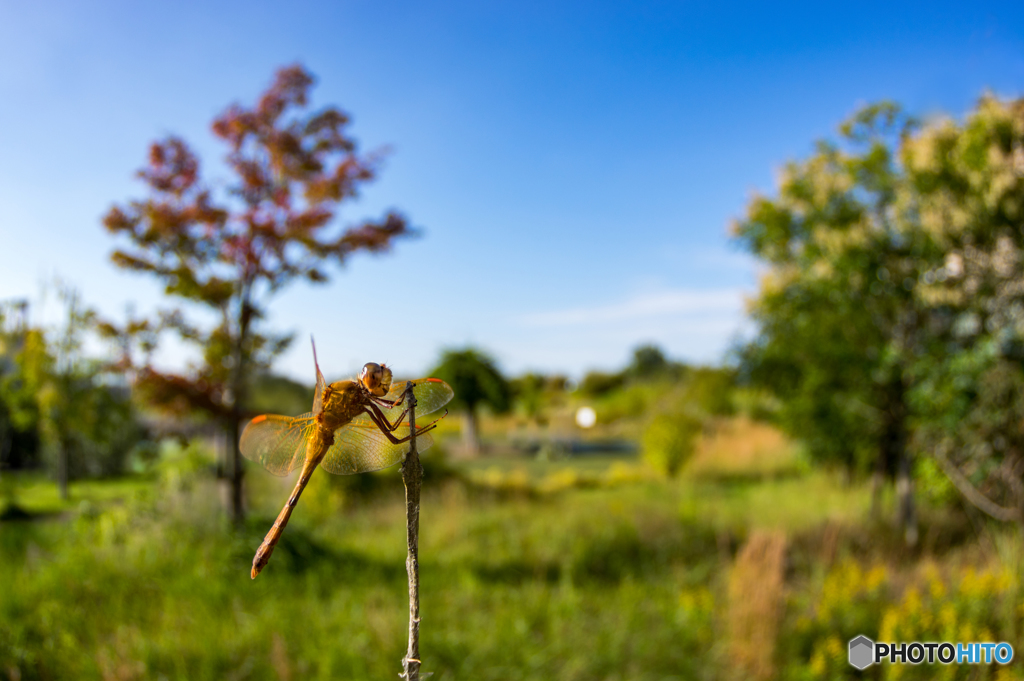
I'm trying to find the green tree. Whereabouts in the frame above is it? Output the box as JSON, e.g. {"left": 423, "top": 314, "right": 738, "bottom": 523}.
{"left": 734, "top": 103, "right": 925, "bottom": 543}
{"left": 0, "top": 301, "right": 40, "bottom": 477}
{"left": 510, "top": 372, "right": 547, "bottom": 425}
{"left": 627, "top": 344, "right": 671, "bottom": 378}
{"left": 102, "top": 65, "right": 413, "bottom": 524}
{"left": 0, "top": 289, "right": 144, "bottom": 499}
{"left": 902, "top": 95, "right": 1024, "bottom": 523}
{"left": 430, "top": 348, "right": 510, "bottom": 457}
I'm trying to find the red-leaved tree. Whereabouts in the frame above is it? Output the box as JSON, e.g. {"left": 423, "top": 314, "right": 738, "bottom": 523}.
{"left": 102, "top": 65, "right": 413, "bottom": 524}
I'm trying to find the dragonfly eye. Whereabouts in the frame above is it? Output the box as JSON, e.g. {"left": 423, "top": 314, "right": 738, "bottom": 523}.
{"left": 360, "top": 362, "right": 387, "bottom": 396}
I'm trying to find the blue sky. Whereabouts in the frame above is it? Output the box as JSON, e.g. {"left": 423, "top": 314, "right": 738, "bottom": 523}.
{"left": 0, "top": 1, "right": 1022, "bottom": 382}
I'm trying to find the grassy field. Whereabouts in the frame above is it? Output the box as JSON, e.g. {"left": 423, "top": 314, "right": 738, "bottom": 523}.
{"left": 1, "top": 424, "right": 1022, "bottom": 680}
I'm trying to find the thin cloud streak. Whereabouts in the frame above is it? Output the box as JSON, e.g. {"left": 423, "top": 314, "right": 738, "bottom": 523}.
{"left": 519, "top": 288, "right": 747, "bottom": 327}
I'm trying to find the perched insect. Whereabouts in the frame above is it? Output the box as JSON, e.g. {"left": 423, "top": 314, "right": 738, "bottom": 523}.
{"left": 241, "top": 340, "right": 453, "bottom": 579}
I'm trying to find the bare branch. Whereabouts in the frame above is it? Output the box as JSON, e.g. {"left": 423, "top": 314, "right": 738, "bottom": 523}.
{"left": 400, "top": 382, "right": 422, "bottom": 680}
{"left": 933, "top": 444, "right": 1021, "bottom": 523}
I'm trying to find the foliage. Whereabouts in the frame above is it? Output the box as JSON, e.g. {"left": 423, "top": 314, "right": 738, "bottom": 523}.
{"left": 735, "top": 102, "right": 921, "bottom": 477}
{"left": 680, "top": 366, "right": 736, "bottom": 417}
{"left": 247, "top": 371, "right": 316, "bottom": 418}
{"left": 508, "top": 372, "right": 569, "bottom": 425}
{"left": 784, "top": 558, "right": 1021, "bottom": 680}
{"left": 593, "top": 381, "right": 660, "bottom": 423}
{"left": 902, "top": 96, "right": 1024, "bottom": 522}
{"left": 580, "top": 344, "right": 687, "bottom": 398}
{"left": 578, "top": 369, "right": 625, "bottom": 397}
{"left": 430, "top": 348, "right": 510, "bottom": 455}
{"left": 642, "top": 411, "right": 701, "bottom": 477}
{"left": 0, "top": 291, "right": 145, "bottom": 489}
{"left": 101, "top": 65, "right": 413, "bottom": 522}
{"left": 625, "top": 344, "right": 675, "bottom": 379}
{"left": 431, "top": 348, "right": 510, "bottom": 415}
{"left": 0, "top": 319, "right": 44, "bottom": 471}
{"left": 737, "top": 93, "right": 1024, "bottom": 531}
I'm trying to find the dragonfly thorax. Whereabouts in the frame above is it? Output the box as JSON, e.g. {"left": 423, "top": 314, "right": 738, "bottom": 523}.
{"left": 359, "top": 362, "right": 393, "bottom": 397}
{"left": 318, "top": 380, "right": 368, "bottom": 432}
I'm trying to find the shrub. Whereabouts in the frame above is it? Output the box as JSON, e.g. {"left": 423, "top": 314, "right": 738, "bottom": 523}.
{"left": 642, "top": 412, "right": 700, "bottom": 477}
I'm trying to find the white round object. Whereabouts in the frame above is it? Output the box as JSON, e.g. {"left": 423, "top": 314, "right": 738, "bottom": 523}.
{"left": 575, "top": 406, "right": 597, "bottom": 429}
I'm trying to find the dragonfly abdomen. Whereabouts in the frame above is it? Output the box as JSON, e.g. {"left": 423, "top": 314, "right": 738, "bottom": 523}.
{"left": 252, "top": 442, "right": 330, "bottom": 580}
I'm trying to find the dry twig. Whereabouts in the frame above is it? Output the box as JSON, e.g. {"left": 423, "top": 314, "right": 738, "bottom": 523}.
{"left": 400, "top": 383, "right": 423, "bottom": 680}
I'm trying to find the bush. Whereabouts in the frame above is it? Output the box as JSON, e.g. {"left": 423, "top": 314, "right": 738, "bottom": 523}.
{"left": 579, "top": 370, "right": 625, "bottom": 397}
{"left": 642, "top": 412, "right": 701, "bottom": 477}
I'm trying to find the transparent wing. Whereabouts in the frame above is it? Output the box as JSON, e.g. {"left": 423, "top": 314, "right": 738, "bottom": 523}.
{"left": 310, "top": 338, "right": 327, "bottom": 417}
{"left": 240, "top": 413, "right": 316, "bottom": 476}
{"left": 320, "top": 415, "right": 435, "bottom": 475}
{"left": 381, "top": 378, "right": 454, "bottom": 419}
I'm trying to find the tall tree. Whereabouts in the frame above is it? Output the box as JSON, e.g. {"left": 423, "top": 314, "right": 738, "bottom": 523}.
{"left": 430, "top": 348, "right": 510, "bottom": 457}
{"left": 734, "top": 103, "right": 925, "bottom": 543}
{"left": 103, "top": 65, "right": 413, "bottom": 524}
{"left": 902, "top": 95, "right": 1024, "bottom": 524}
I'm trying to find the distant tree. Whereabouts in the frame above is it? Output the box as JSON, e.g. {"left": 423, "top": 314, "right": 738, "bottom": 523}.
{"left": 247, "top": 372, "right": 316, "bottom": 418}
{"left": 682, "top": 367, "right": 737, "bottom": 418}
{"left": 582, "top": 346, "right": 684, "bottom": 397}
{"left": 430, "top": 348, "right": 510, "bottom": 457}
{"left": 0, "top": 301, "right": 41, "bottom": 475}
{"left": 579, "top": 370, "right": 625, "bottom": 397}
{"left": 102, "top": 65, "right": 413, "bottom": 524}
{"left": 628, "top": 345, "right": 670, "bottom": 378}
{"left": 510, "top": 372, "right": 547, "bottom": 425}
{"left": 734, "top": 103, "right": 925, "bottom": 543}
{"left": 1, "top": 288, "right": 144, "bottom": 498}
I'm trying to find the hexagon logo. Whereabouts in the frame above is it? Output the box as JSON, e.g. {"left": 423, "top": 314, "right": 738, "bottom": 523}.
{"left": 849, "top": 635, "right": 874, "bottom": 670}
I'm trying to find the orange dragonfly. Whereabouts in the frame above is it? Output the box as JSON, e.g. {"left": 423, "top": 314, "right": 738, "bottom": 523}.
{"left": 241, "top": 340, "right": 453, "bottom": 579}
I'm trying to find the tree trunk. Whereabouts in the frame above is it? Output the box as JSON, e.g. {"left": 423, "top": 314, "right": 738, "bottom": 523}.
{"left": 882, "top": 375, "right": 917, "bottom": 546}
{"left": 461, "top": 410, "right": 480, "bottom": 458}
{"left": 0, "top": 420, "right": 8, "bottom": 484}
{"left": 896, "top": 450, "right": 918, "bottom": 546}
{"left": 57, "top": 439, "right": 69, "bottom": 501}
{"left": 228, "top": 303, "right": 251, "bottom": 527}
{"left": 228, "top": 413, "right": 245, "bottom": 526}
{"left": 870, "top": 454, "right": 885, "bottom": 520}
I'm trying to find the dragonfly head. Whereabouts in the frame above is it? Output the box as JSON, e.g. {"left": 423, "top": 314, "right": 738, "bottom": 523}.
{"left": 359, "top": 362, "right": 393, "bottom": 397}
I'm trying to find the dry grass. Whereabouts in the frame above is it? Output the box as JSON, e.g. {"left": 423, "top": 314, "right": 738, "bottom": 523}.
{"left": 686, "top": 417, "right": 803, "bottom": 480}
{"left": 726, "top": 530, "right": 788, "bottom": 681}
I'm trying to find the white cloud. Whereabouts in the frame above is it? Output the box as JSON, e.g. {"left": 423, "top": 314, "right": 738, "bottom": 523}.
{"left": 518, "top": 288, "right": 747, "bottom": 327}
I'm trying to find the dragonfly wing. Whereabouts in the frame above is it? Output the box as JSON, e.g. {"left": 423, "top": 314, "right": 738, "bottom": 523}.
{"left": 320, "top": 414, "right": 435, "bottom": 475}
{"left": 382, "top": 378, "right": 454, "bottom": 418}
{"left": 240, "top": 413, "right": 316, "bottom": 477}
{"left": 311, "top": 338, "right": 328, "bottom": 417}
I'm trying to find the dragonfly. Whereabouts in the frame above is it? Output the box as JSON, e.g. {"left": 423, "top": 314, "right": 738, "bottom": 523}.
{"left": 241, "top": 340, "right": 453, "bottom": 579}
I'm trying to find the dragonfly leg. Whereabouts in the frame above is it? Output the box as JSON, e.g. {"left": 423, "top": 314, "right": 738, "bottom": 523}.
{"left": 363, "top": 406, "right": 439, "bottom": 445}
{"left": 367, "top": 401, "right": 449, "bottom": 434}
{"left": 372, "top": 401, "right": 411, "bottom": 431}
{"left": 369, "top": 391, "right": 404, "bottom": 410}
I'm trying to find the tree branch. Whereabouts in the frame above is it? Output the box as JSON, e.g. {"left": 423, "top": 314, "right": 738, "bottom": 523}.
{"left": 933, "top": 444, "right": 1021, "bottom": 523}
{"left": 400, "top": 382, "right": 422, "bottom": 680}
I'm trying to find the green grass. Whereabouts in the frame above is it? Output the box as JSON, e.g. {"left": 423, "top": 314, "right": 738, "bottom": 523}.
{"left": 1, "top": 454, "right": 1020, "bottom": 680}
{"left": 0, "top": 471, "right": 721, "bottom": 681}
{"left": 1, "top": 472, "right": 152, "bottom": 516}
